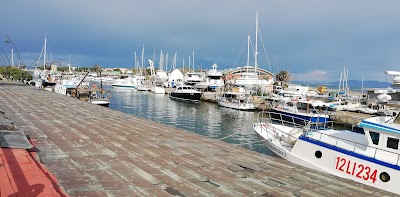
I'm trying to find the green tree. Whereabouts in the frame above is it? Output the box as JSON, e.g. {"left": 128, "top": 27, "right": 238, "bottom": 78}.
{"left": 275, "top": 70, "right": 291, "bottom": 83}
{"left": 0, "top": 66, "right": 31, "bottom": 80}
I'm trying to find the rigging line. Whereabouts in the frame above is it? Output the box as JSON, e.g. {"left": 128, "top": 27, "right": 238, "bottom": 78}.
{"left": 0, "top": 51, "right": 6, "bottom": 66}
{"left": 0, "top": 47, "right": 11, "bottom": 66}
{"left": 249, "top": 36, "right": 255, "bottom": 65}
{"left": 258, "top": 29, "right": 272, "bottom": 72}
{"left": 234, "top": 37, "right": 248, "bottom": 68}
{"left": 37, "top": 43, "right": 45, "bottom": 67}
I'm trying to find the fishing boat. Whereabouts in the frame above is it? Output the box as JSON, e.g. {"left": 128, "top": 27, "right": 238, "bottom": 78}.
{"left": 169, "top": 85, "right": 202, "bottom": 102}
{"left": 253, "top": 111, "right": 400, "bottom": 195}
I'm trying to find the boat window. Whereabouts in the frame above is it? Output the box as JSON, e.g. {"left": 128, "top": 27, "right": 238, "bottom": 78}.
{"left": 387, "top": 137, "right": 399, "bottom": 150}
{"left": 369, "top": 131, "right": 380, "bottom": 145}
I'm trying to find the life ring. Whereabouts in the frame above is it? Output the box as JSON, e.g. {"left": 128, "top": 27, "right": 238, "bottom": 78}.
{"left": 92, "top": 84, "right": 97, "bottom": 90}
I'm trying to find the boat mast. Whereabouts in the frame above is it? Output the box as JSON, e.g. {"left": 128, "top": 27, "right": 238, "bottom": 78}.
{"left": 141, "top": 45, "right": 145, "bottom": 76}
{"left": 192, "top": 51, "right": 195, "bottom": 71}
{"left": 254, "top": 10, "right": 259, "bottom": 73}
{"left": 44, "top": 36, "right": 47, "bottom": 70}
{"left": 134, "top": 51, "right": 137, "bottom": 75}
{"left": 188, "top": 56, "right": 191, "bottom": 72}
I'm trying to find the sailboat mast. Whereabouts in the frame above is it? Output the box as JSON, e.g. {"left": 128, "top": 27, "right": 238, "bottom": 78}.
{"left": 254, "top": 10, "right": 259, "bottom": 72}
{"left": 44, "top": 36, "right": 47, "bottom": 69}
{"left": 192, "top": 51, "right": 195, "bottom": 71}
{"left": 247, "top": 35, "right": 250, "bottom": 67}
{"left": 134, "top": 51, "right": 137, "bottom": 74}
{"left": 188, "top": 56, "right": 191, "bottom": 72}
{"left": 141, "top": 45, "right": 144, "bottom": 76}
{"left": 338, "top": 72, "right": 342, "bottom": 93}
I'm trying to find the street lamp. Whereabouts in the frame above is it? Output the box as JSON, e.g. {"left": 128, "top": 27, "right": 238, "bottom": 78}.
{"left": 4, "top": 35, "right": 21, "bottom": 68}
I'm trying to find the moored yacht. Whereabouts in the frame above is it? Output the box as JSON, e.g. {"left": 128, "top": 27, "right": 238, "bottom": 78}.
{"left": 111, "top": 77, "right": 139, "bottom": 88}
{"left": 169, "top": 85, "right": 202, "bottom": 102}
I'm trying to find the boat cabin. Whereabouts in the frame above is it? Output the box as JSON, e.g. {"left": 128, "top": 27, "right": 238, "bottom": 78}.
{"left": 175, "top": 85, "right": 196, "bottom": 91}
{"left": 361, "top": 114, "right": 400, "bottom": 157}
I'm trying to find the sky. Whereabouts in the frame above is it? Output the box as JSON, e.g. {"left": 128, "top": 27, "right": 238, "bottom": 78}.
{"left": 0, "top": 0, "right": 399, "bottom": 82}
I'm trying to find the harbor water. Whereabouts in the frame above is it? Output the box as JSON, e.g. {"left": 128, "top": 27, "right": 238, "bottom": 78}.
{"left": 107, "top": 86, "right": 273, "bottom": 156}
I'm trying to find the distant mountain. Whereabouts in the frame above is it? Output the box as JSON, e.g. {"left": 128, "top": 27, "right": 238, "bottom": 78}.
{"left": 293, "top": 80, "right": 393, "bottom": 89}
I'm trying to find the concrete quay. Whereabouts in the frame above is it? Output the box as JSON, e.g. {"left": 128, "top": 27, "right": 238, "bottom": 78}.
{"left": 0, "top": 82, "right": 394, "bottom": 196}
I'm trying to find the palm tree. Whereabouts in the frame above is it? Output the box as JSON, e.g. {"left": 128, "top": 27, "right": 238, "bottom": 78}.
{"left": 275, "top": 70, "right": 291, "bottom": 83}
{"left": 94, "top": 65, "right": 101, "bottom": 73}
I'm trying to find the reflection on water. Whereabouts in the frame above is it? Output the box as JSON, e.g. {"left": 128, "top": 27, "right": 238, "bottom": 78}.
{"left": 108, "top": 86, "right": 273, "bottom": 156}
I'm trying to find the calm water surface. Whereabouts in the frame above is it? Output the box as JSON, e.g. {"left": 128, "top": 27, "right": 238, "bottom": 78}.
{"left": 107, "top": 86, "right": 273, "bottom": 156}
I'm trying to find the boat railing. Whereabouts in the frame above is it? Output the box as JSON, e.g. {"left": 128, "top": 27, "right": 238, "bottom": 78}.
{"left": 256, "top": 111, "right": 334, "bottom": 148}
{"left": 308, "top": 129, "right": 400, "bottom": 166}
{"left": 257, "top": 111, "right": 334, "bottom": 130}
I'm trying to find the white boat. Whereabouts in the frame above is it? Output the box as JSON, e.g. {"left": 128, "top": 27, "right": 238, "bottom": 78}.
{"left": 270, "top": 99, "right": 330, "bottom": 123}
{"left": 194, "top": 63, "right": 224, "bottom": 91}
{"left": 253, "top": 111, "right": 400, "bottom": 195}
{"left": 217, "top": 87, "right": 256, "bottom": 110}
{"left": 169, "top": 85, "right": 202, "bottom": 102}
{"left": 184, "top": 72, "right": 204, "bottom": 86}
{"left": 150, "top": 85, "right": 165, "bottom": 94}
{"left": 111, "top": 77, "right": 139, "bottom": 88}
{"left": 137, "top": 85, "right": 150, "bottom": 91}
{"left": 89, "top": 98, "right": 110, "bottom": 107}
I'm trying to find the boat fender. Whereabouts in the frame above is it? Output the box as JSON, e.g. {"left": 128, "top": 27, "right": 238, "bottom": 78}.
{"left": 92, "top": 84, "right": 97, "bottom": 90}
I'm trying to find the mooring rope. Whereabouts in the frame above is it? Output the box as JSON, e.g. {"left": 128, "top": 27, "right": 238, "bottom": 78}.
{"left": 217, "top": 130, "right": 244, "bottom": 140}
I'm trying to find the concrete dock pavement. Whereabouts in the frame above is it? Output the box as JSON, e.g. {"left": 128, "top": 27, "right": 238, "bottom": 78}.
{"left": 0, "top": 81, "right": 394, "bottom": 196}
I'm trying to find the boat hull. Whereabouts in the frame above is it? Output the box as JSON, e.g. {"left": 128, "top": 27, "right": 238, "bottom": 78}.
{"left": 217, "top": 100, "right": 256, "bottom": 110}
{"left": 170, "top": 92, "right": 202, "bottom": 102}
{"left": 90, "top": 99, "right": 110, "bottom": 107}
{"left": 253, "top": 122, "right": 400, "bottom": 195}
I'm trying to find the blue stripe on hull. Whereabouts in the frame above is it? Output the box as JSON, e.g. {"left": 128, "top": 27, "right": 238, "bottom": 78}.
{"left": 299, "top": 136, "right": 400, "bottom": 171}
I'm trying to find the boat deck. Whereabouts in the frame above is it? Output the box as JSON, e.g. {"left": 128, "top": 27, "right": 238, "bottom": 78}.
{"left": 0, "top": 81, "right": 393, "bottom": 196}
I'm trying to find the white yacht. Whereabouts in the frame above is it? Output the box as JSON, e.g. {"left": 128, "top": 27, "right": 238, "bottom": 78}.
{"left": 194, "top": 63, "right": 224, "bottom": 91}
{"left": 111, "top": 77, "right": 139, "bottom": 88}
{"left": 253, "top": 111, "right": 400, "bottom": 195}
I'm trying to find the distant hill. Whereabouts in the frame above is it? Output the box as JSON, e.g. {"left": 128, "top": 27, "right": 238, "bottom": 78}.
{"left": 293, "top": 80, "right": 393, "bottom": 89}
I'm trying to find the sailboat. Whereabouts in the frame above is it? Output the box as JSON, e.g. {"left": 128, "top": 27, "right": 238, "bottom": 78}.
{"left": 233, "top": 11, "right": 273, "bottom": 89}
{"left": 184, "top": 51, "right": 204, "bottom": 86}
{"left": 154, "top": 50, "right": 168, "bottom": 87}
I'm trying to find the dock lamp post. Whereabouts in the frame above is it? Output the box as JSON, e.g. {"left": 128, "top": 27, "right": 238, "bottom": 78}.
{"left": 4, "top": 35, "right": 21, "bottom": 68}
